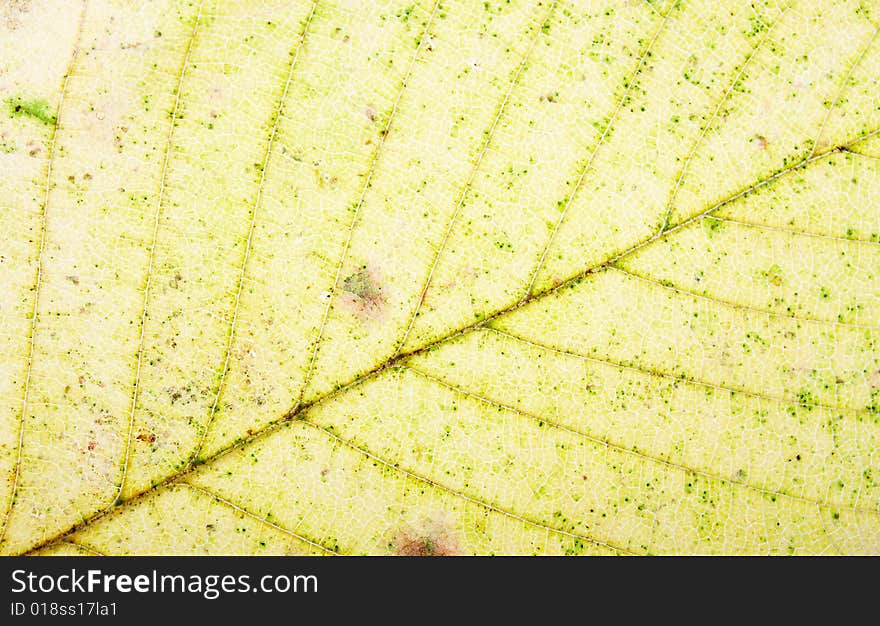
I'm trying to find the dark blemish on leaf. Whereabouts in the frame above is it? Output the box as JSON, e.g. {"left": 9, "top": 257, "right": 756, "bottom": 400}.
{"left": 364, "top": 105, "right": 377, "bottom": 122}
{"left": 65, "top": 275, "right": 79, "bottom": 285}
{"left": 398, "top": 537, "right": 441, "bottom": 556}
{"left": 169, "top": 271, "right": 183, "bottom": 289}
{"left": 340, "top": 265, "right": 386, "bottom": 321}
{"left": 763, "top": 264, "right": 784, "bottom": 286}
{"left": 752, "top": 134, "right": 769, "bottom": 151}
{"left": 7, "top": 96, "right": 56, "bottom": 125}
{"left": 165, "top": 384, "right": 200, "bottom": 405}
{"left": 87, "top": 441, "right": 97, "bottom": 451}
{"left": 797, "top": 389, "right": 816, "bottom": 407}
{"left": 701, "top": 216, "right": 722, "bottom": 238}
{"left": 313, "top": 167, "right": 338, "bottom": 189}
{"left": 391, "top": 518, "right": 459, "bottom": 556}
{"left": 397, "top": 4, "right": 415, "bottom": 22}
{"left": 136, "top": 432, "right": 156, "bottom": 443}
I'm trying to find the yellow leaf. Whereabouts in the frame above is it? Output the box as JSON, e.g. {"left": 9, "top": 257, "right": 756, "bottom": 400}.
{"left": 1, "top": 0, "right": 878, "bottom": 556}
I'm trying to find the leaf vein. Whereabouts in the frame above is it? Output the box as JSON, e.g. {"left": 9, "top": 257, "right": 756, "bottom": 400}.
{"left": 182, "top": 483, "right": 338, "bottom": 555}
{"left": 809, "top": 23, "right": 880, "bottom": 159}
{"left": 61, "top": 540, "right": 105, "bottom": 557}
{"left": 190, "top": 0, "right": 321, "bottom": 464}
{"left": 298, "top": 0, "right": 443, "bottom": 408}
{"left": 114, "top": 0, "right": 207, "bottom": 505}
{"left": 484, "top": 326, "right": 872, "bottom": 417}
{"left": 521, "top": 2, "right": 676, "bottom": 301}
{"left": 659, "top": 2, "right": 794, "bottom": 231}
{"left": 707, "top": 216, "right": 880, "bottom": 245}
{"left": 609, "top": 265, "right": 880, "bottom": 329}
{"left": 393, "top": 0, "right": 559, "bottom": 358}
{"left": 0, "top": 0, "right": 89, "bottom": 547}
{"left": 18, "top": 127, "right": 879, "bottom": 555}
{"left": 301, "top": 421, "right": 635, "bottom": 555}
{"left": 405, "top": 364, "right": 880, "bottom": 518}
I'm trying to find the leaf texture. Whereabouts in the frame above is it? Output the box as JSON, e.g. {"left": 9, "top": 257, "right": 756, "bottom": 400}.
{"left": 1, "top": 0, "right": 879, "bottom": 555}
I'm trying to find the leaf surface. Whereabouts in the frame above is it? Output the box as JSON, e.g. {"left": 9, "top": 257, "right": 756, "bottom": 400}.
{"left": 1, "top": 0, "right": 879, "bottom": 555}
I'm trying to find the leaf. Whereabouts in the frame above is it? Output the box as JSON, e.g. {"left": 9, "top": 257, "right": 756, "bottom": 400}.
{"left": 1, "top": 0, "right": 879, "bottom": 556}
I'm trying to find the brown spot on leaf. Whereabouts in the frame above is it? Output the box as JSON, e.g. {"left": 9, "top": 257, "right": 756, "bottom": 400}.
{"left": 392, "top": 517, "right": 459, "bottom": 556}
{"left": 340, "top": 265, "right": 386, "bottom": 321}
{"left": 364, "top": 105, "right": 377, "bottom": 122}
{"left": 137, "top": 432, "right": 156, "bottom": 444}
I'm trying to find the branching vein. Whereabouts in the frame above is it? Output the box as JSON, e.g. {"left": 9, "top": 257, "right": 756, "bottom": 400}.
{"left": 297, "top": 0, "right": 442, "bottom": 408}
{"left": 114, "top": 0, "right": 206, "bottom": 505}
{"left": 484, "top": 326, "right": 872, "bottom": 416}
{"left": 20, "top": 124, "right": 879, "bottom": 556}
{"left": 608, "top": 265, "right": 880, "bottom": 329}
{"left": 393, "top": 0, "right": 559, "bottom": 357}
{"left": 521, "top": 3, "right": 676, "bottom": 301}
{"left": 300, "top": 421, "right": 634, "bottom": 555}
{"left": 404, "top": 364, "right": 880, "bottom": 517}
{"left": 190, "top": 0, "right": 320, "bottom": 465}
{"left": 0, "top": 0, "right": 89, "bottom": 547}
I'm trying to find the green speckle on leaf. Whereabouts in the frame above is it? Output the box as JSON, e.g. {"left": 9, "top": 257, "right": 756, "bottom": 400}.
{"left": 7, "top": 96, "right": 56, "bottom": 125}
{"left": 701, "top": 216, "right": 723, "bottom": 238}
{"left": 3, "top": 0, "right": 879, "bottom": 559}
